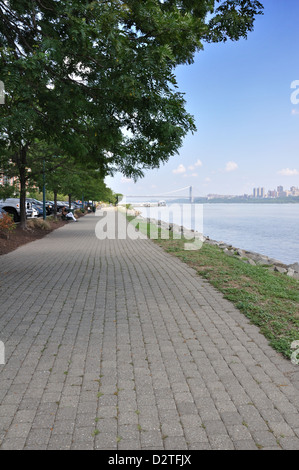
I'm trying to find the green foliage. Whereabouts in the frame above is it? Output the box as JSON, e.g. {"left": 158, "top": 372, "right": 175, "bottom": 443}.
{"left": 0, "top": 0, "right": 264, "bottom": 224}
{"left": 0, "top": 212, "right": 16, "bottom": 237}
{"left": 0, "top": 182, "right": 16, "bottom": 200}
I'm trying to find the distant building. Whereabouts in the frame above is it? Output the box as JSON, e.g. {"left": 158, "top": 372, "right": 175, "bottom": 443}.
{"left": 253, "top": 187, "right": 266, "bottom": 198}
{"left": 0, "top": 168, "right": 37, "bottom": 193}
{"left": 0, "top": 173, "right": 18, "bottom": 187}
{"left": 290, "top": 186, "right": 299, "bottom": 196}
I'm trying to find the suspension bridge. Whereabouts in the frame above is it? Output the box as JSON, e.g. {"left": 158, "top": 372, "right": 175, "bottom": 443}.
{"left": 121, "top": 186, "right": 196, "bottom": 204}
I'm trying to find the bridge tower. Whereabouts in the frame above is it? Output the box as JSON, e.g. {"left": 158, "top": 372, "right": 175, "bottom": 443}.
{"left": 189, "top": 186, "right": 194, "bottom": 203}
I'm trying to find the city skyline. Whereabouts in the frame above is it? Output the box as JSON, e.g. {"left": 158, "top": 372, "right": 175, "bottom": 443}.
{"left": 105, "top": 0, "right": 299, "bottom": 198}
{"left": 252, "top": 184, "right": 299, "bottom": 199}
{"left": 204, "top": 184, "right": 299, "bottom": 200}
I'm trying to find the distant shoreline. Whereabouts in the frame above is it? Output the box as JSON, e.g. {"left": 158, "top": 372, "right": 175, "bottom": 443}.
{"left": 176, "top": 198, "right": 299, "bottom": 204}
{"left": 130, "top": 198, "right": 299, "bottom": 205}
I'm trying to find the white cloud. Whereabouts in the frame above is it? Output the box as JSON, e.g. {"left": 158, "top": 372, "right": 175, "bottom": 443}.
{"left": 183, "top": 172, "right": 198, "bottom": 178}
{"left": 121, "top": 177, "right": 133, "bottom": 183}
{"left": 188, "top": 160, "right": 202, "bottom": 171}
{"left": 225, "top": 161, "right": 238, "bottom": 172}
{"left": 278, "top": 168, "right": 299, "bottom": 176}
{"left": 172, "top": 164, "right": 186, "bottom": 175}
{"left": 291, "top": 109, "right": 299, "bottom": 115}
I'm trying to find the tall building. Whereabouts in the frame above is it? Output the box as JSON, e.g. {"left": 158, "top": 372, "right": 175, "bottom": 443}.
{"left": 0, "top": 173, "right": 19, "bottom": 187}
{"left": 253, "top": 187, "right": 267, "bottom": 198}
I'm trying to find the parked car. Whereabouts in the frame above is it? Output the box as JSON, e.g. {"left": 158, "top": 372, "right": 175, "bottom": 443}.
{"left": 0, "top": 198, "right": 33, "bottom": 222}
{"left": 72, "top": 202, "right": 82, "bottom": 209}
{"left": 43, "top": 200, "right": 62, "bottom": 213}
{"left": 45, "top": 201, "right": 53, "bottom": 214}
{"left": 57, "top": 201, "right": 76, "bottom": 211}
{"left": 26, "top": 198, "right": 52, "bottom": 215}
{"left": 32, "top": 203, "right": 43, "bottom": 217}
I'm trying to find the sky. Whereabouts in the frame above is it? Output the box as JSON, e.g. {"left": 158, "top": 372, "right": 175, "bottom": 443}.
{"left": 105, "top": 0, "right": 299, "bottom": 199}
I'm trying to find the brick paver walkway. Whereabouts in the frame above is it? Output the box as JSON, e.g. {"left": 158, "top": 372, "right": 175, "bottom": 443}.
{"left": 0, "top": 208, "right": 298, "bottom": 450}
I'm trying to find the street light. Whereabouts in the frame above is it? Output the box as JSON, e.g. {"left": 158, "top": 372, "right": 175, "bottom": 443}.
{"left": 43, "top": 158, "right": 46, "bottom": 220}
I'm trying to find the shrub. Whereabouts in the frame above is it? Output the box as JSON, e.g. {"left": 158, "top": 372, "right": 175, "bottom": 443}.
{"left": 27, "top": 218, "right": 51, "bottom": 230}
{"left": 75, "top": 209, "right": 85, "bottom": 216}
{"left": 0, "top": 213, "right": 16, "bottom": 239}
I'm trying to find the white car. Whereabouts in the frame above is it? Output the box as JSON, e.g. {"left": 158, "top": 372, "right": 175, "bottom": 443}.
{"left": 0, "top": 198, "right": 33, "bottom": 222}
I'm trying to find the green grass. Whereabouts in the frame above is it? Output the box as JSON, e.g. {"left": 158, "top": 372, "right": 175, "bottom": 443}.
{"left": 126, "top": 214, "right": 299, "bottom": 360}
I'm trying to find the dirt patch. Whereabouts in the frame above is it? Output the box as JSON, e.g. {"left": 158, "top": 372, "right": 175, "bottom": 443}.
{"left": 0, "top": 218, "right": 69, "bottom": 256}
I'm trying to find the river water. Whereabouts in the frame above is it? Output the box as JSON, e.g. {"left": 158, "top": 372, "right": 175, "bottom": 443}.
{"left": 135, "top": 203, "right": 299, "bottom": 265}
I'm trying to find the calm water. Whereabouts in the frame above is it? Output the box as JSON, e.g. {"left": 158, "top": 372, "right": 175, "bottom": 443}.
{"left": 136, "top": 204, "right": 299, "bottom": 265}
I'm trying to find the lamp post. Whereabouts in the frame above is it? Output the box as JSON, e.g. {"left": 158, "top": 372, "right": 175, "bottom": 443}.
{"left": 43, "top": 158, "right": 46, "bottom": 220}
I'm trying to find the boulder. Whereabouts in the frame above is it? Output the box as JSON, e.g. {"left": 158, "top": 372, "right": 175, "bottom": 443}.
{"left": 224, "top": 250, "right": 235, "bottom": 257}
{"left": 236, "top": 249, "right": 245, "bottom": 257}
{"left": 288, "top": 262, "right": 299, "bottom": 273}
{"left": 256, "top": 258, "right": 273, "bottom": 266}
{"left": 274, "top": 266, "right": 287, "bottom": 274}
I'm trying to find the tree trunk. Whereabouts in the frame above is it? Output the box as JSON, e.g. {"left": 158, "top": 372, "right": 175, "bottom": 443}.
{"left": 68, "top": 194, "right": 71, "bottom": 211}
{"left": 54, "top": 190, "right": 58, "bottom": 220}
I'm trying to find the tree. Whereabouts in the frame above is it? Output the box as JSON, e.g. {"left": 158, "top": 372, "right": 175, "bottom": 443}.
{"left": 0, "top": 0, "right": 264, "bottom": 227}
{"left": 0, "top": 182, "right": 16, "bottom": 200}
{"left": 26, "top": 140, "right": 111, "bottom": 216}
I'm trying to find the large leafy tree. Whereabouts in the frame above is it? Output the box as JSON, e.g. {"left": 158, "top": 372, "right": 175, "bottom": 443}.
{"left": 26, "top": 140, "right": 111, "bottom": 216}
{"left": 0, "top": 0, "right": 263, "bottom": 227}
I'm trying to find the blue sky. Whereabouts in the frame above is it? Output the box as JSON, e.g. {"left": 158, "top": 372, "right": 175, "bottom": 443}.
{"left": 106, "top": 0, "right": 299, "bottom": 198}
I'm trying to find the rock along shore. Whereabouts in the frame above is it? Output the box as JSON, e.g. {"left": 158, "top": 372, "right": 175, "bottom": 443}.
{"left": 127, "top": 208, "right": 299, "bottom": 281}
